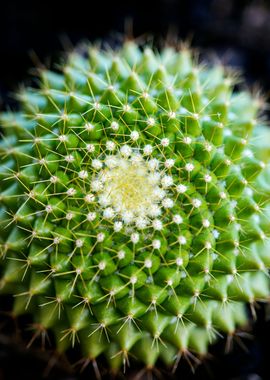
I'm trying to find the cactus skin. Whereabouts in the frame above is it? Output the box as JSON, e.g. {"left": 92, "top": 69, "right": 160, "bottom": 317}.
{"left": 1, "top": 40, "right": 270, "bottom": 373}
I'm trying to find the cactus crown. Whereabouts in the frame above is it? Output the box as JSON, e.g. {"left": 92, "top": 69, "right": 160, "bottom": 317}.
{"left": 1, "top": 40, "right": 270, "bottom": 372}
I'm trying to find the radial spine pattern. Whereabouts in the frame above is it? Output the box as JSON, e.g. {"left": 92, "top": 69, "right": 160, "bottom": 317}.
{"left": 1, "top": 41, "right": 270, "bottom": 371}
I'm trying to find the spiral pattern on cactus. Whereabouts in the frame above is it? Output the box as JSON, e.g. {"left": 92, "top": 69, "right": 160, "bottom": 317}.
{"left": 1, "top": 41, "right": 270, "bottom": 371}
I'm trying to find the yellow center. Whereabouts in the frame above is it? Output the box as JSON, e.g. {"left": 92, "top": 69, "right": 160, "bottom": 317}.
{"left": 95, "top": 155, "right": 165, "bottom": 222}
{"left": 105, "top": 163, "right": 157, "bottom": 214}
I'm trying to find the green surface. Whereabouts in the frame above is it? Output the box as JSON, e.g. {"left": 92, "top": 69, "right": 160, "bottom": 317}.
{"left": 0, "top": 41, "right": 270, "bottom": 370}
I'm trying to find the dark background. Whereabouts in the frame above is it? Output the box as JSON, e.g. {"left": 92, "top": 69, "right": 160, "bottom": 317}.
{"left": 1, "top": 0, "right": 270, "bottom": 379}
{"left": 2, "top": 0, "right": 270, "bottom": 106}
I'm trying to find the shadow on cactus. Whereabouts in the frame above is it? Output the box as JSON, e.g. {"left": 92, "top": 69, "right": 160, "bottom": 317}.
{"left": 1, "top": 39, "right": 270, "bottom": 377}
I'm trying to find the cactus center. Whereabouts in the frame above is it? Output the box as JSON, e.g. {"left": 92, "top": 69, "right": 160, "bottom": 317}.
{"left": 91, "top": 146, "right": 174, "bottom": 228}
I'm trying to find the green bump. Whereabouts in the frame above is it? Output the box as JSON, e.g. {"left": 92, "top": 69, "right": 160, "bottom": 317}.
{"left": 0, "top": 40, "right": 270, "bottom": 373}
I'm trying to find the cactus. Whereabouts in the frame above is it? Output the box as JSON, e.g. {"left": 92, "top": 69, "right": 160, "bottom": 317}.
{"left": 1, "top": 40, "right": 270, "bottom": 374}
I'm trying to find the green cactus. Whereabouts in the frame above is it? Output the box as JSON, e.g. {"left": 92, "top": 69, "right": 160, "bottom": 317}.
{"left": 1, "top": 40, "right": 270, "bottom": 374}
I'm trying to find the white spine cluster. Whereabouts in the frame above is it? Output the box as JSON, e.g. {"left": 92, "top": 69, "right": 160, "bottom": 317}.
{"left": 89, "top": 145, "right": 183, "bottom": 233}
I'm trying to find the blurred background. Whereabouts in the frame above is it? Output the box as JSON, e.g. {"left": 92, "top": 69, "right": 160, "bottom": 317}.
{"left": 2, "top": 0, "right": 270, "bottom": 106}
{"left": 1, "top": 0, "right": 270, "bottom": 379}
